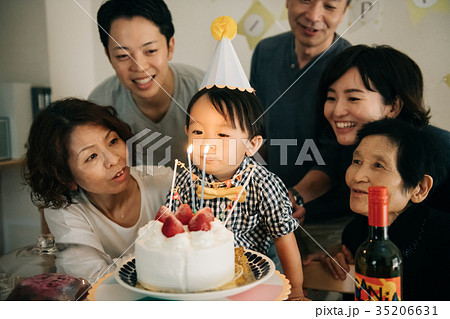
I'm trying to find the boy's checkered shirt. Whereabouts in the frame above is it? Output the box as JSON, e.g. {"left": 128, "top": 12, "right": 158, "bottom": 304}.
{"left": 164, "top": 156, "right": 299, "bottom": 254}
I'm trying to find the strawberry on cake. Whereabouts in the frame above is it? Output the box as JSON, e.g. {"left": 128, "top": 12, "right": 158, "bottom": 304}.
{"left": 135, "top": 205, "right": 235, "bottom": 292}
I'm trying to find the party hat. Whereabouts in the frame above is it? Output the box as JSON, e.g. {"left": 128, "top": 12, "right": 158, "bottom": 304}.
{"left": 200, "top": 16, "right": 254, "bottom": 93}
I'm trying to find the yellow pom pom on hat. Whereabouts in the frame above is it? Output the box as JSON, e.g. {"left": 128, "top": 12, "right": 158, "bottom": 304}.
{"left": 211, "top": 16, "right": 237, "bottom": 41}
{"left": 200, "top": 16, "right": 254, "bottom": 93}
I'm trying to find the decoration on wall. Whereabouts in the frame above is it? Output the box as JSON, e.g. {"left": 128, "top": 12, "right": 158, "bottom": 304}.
{"left": 444, "top": 73, "right": 450, "bottom": 89}
{"left": 237, "top": 0, "right": 274, "bottom": 50}
{"left": 280, "top": 7, "right": 288, "bottom": 20}
{"left": 413, "top": 0, "right": 438, "bottom": 8}
{"left": 347, "top": 0, "right": 383, "bottom": 32}
{"left": 408, "top": 0, "right": 449, "bottom": 25}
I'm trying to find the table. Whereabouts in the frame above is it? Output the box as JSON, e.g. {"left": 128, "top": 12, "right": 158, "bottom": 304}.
{"left": 303, "top": 261, "right": 355, "bottom": 294}
{"left": 87, "top": 270, "right": 291, "bottom": 301}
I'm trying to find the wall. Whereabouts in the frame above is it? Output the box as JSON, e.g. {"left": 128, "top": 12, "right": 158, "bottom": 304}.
{"left": 45, "top": 0, "right": 100, "bottom": 100}
{"left": 0, "top": 0, "right": 50, "bottom": 86}
{"left": 165, "top": 0, "right": 291, "bottom": 84}
{"left": 0, "top": 0, "right": 50, "bottom": 254}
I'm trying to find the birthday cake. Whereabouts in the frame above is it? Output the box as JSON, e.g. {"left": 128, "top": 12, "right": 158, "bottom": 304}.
{"left": 135, "top": 205, "right": 235, "bottom": 292}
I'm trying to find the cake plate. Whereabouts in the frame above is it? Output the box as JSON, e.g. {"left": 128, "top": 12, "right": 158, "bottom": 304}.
{"left": 88, "top": 249, "right": 290, "bottom": 300}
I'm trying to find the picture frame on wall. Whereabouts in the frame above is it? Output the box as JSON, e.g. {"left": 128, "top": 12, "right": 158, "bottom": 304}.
{"left": 31, "top": 87, "right": 51, "bottom": 119}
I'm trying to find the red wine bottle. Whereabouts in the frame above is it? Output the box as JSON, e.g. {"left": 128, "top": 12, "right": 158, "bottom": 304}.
{"left": 354, "top": 186, "right": 403, "bottom": 301}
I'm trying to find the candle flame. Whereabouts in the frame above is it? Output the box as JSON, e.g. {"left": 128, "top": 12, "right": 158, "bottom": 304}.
{"left": 187, "top": 144, "right": 193, "bottom": 154}
{"left": 203, "top": 144, "right": 210, "bottom": 154}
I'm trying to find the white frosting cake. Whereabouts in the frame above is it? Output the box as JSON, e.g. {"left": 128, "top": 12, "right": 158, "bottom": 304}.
{"left": 135, "top": 218, "right": 235, "bottom": 292}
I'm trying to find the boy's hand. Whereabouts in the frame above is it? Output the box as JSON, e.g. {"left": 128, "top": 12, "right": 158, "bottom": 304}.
{"left": 287, "top": 287, "right": 311, "bottom": 301}
{"left": 292, "top": 205, "right": 306, "bottom": 224}
{"left": 289, "top": 192, "right": 306, "bottom": 224}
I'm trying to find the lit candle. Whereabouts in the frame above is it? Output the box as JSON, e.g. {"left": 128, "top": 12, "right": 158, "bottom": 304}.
{"left": 200, "top": 144, "right": 209, "bottom": 210}
{"left": 168, "top": 159, "right": 178, "bottom": 211}
{"left": 187, "top": 144, "right": 196, "bottom": 213}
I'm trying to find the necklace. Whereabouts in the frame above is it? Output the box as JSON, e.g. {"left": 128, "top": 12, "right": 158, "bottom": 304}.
{"left": 86, "top": 179, "right": 135, "bottom": 223}
{"left": 117, "top": 180, "right": 136, "bottom": 222}
{"left": 119, "top": 192, "right": 128, "bottom": 221}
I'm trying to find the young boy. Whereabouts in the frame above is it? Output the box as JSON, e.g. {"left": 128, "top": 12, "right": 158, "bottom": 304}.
{"left": 165, "top": 86, "right": 306, "bottom": 300}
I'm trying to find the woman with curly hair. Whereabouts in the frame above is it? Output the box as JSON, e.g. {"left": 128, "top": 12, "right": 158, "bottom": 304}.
{"left": 24, "top": 98, "right": 172, "bottom": 267}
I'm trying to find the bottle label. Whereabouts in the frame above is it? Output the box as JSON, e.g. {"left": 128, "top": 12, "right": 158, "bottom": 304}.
{"left": 355, "top": 272, "right": 401, "bottom": 301}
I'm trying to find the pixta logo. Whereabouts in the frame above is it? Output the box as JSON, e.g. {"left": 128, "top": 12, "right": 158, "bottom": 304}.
{"left": 271, "top": 138, "right": 325, "bottom": 166}
{"left": 186, "top": 138, "right": 324, "bottom": 166}
{"left": 126, "top": 129, "right": 172, "bottom": 175}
